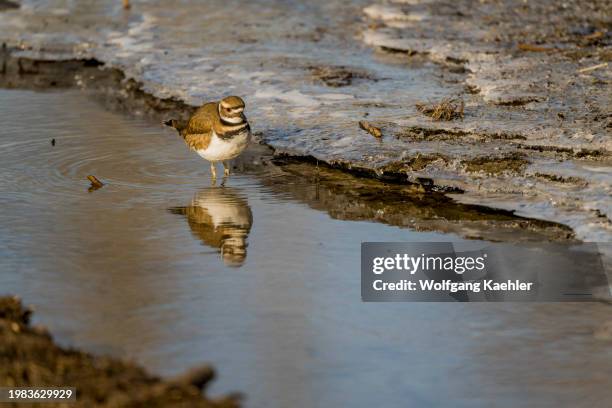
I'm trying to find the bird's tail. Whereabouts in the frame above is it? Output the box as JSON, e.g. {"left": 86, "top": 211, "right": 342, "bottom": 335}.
{"left": 163, "top": 119, "right": 178, "bottom": 129}
{"left": 163, "top": 118, "right": 191, "bottom": 139}
{"left": 163, "top": 118, "right": 189, "bottom": 135}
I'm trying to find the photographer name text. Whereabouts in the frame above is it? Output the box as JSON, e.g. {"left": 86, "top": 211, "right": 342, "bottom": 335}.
{"left": 373, "top": 279, "right": 534, "bottom": 292}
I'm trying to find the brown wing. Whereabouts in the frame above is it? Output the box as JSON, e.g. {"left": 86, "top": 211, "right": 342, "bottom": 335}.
{"left": 182, "top": 102, "right": 218, "bottom": 151}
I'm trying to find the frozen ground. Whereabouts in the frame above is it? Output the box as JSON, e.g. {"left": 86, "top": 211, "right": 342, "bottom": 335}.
{"left": 0, "top": 0, "right": 610, "bottom": 241}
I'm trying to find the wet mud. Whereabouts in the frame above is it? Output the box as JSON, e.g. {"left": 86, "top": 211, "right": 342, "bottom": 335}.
{"left": 0, "top": 1, "right": 17, "bottom": 11}
{"left": 0, "top": 296, "right": 238, "bottom": 408}
{"left": 462, "top": 153, "right": 529, "bottom": 176}
{"left": 248, "top": 154, "right": 575, "bottom": 242}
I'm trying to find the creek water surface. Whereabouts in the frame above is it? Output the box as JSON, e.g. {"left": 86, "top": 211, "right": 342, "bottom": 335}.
{"left": 1, "top": 89, "right": 611, "bottom": 408}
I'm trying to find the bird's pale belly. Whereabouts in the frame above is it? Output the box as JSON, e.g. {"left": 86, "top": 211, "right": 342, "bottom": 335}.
{"left": 197, "top": 130, "right": 251, "bottom": 162}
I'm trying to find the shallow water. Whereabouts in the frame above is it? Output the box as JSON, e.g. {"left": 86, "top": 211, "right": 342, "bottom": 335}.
{"left": 1, "top": 89, "right": 612, "bottom": 408}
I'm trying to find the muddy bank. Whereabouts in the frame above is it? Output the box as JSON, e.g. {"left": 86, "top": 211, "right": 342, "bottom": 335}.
{"left": 0, "top": 51, "right": 577, "bottom": 242}
{"left": 0, "top": 296, "right": 238, "bottom": 407}
{"left": 241, "top": 151, "right": 575, "bottom": 242}
{"left": 0, "top": 49, "right": 195, "bottom": 124}
{"left": 0, "top": 1, "right": 18, "bottom": 11}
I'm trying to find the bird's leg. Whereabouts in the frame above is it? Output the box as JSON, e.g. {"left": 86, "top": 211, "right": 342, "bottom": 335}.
{"left": 223, "top": 161, "right": 231, "bottom": 176}
{"left": 210, "top": 162, "right": 217, "bottom": 179}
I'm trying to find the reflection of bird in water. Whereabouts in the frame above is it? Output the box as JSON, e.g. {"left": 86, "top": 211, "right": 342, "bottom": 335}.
{"left": 169, "top": 188, "right": 253, "bottom": 267}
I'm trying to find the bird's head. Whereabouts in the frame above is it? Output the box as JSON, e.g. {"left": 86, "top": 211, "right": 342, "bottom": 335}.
{"left": 219, "top": 96, "right": 246, "bottom": 124}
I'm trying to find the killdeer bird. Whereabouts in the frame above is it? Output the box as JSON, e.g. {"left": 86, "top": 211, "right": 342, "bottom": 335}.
{"left": 169, "top": 188, "right": 253, "bottom": 267}
{"left": 164, "top": 96, "right": 251, "bottom": 178}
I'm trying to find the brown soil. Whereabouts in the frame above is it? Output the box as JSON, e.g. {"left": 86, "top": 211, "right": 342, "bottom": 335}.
{"left": 382, "top": 154, "right": 448, "bottom": 172}
{"left": 0, "top": 0, "right": 18, "bottom": 11}
{"left": 416, "top": 98, "right": 464, "bottom": 121}
{"left": 463, "top": 154, "right": 529, "bottom": 175}
{"left": 396, "top": 126, "right": 528, "bottom": 142}
{"left": 534, "top": 173, "right": 586, "bottom": 185}
{"left": 396, "top": 126, "right": 471, "bottom": 142}
{"left": 0, "top": 296, "right": 239, "bottom": 408}
{"left": 309, "top": 65, "right": 371, "bottom": 87}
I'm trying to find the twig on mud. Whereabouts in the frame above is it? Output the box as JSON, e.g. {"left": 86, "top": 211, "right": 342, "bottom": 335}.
{"left": 310, "top": 66, "right": 353, "bottom": 87}
{"left": 583, "top": 31, "right": 604, "bottom": 41}
{"left": 416, "top": 98, "right": 464, "bottom": 121}
{"left": 87, "top": 175, "right": 104, "bottom": 192}
{"left": 576, "top": 62, "right": 608, "bottom": 74}
{"left": 358, "top": 120, "right": 383, "bottom": 138}
{"left": 582, "top": 31, "right": 605, "bottom": 45}
{"left": 517, "top": 43, "right": 555, "bottom": 52}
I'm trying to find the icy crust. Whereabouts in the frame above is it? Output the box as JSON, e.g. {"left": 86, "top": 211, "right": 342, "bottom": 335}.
{"left": 361, "top": 1, "right": 611, "bottom": 148}
{"left": 0, "top": 0, "right": 610, "bottom": 241}
{"left": 361, "top": 0, "right": 611, "bottom": 242}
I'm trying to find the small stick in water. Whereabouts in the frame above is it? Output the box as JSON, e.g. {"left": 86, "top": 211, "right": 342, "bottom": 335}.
{"left": 359, "top": 120, "right": 383, "bottom": 138}
{"left": 87, "top": 175, "right": 104, "bottom": 192}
